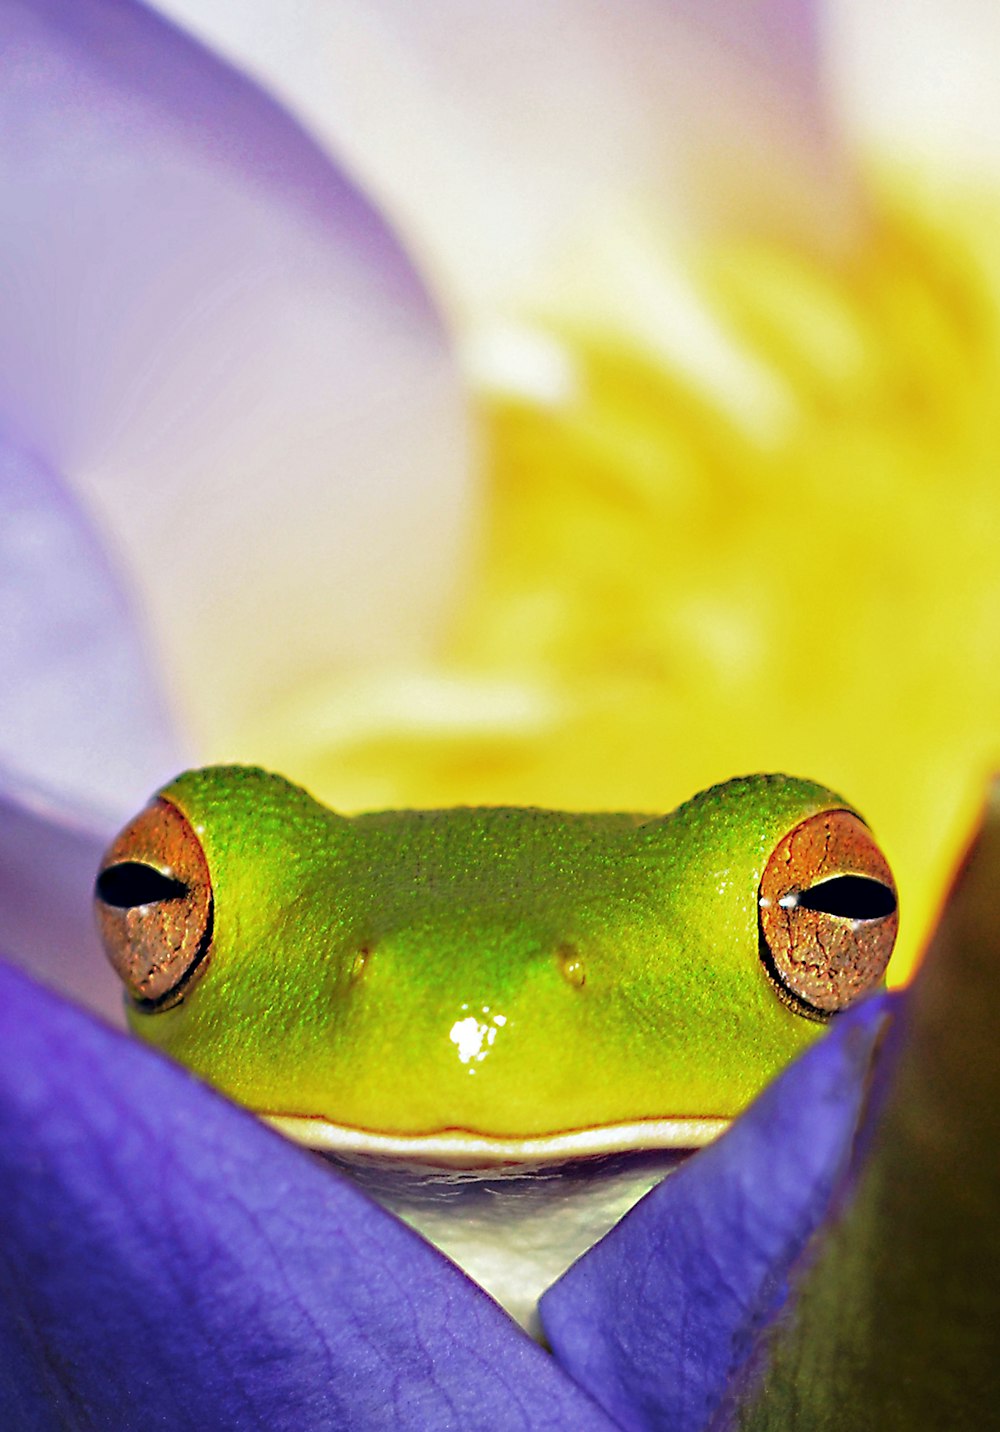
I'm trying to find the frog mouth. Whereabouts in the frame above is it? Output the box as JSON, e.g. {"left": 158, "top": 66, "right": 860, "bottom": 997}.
{"left": 258, "top": 1114, "right": 730, "bottom": 1169}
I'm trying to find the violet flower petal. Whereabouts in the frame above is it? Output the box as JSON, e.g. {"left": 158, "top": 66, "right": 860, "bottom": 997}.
{"left": 0, "top": 0, "right": 471, "bottom": 776}
{"left": 0, "top": 960, "right": 617, "bottom": 1431}
{"left": 541, "top": 993, "right": 892, "bottom": 1432}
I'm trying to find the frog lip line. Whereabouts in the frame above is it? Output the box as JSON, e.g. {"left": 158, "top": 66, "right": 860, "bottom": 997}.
{"left": 260, "top": 1114, "right": 730, "bottom": 1167}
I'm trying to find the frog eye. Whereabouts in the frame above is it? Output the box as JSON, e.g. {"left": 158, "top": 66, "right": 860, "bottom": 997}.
{"left": 94, "top": 798, "right": 213, "bottom": 1010}
{"left": 758, "top": 809, "right": 898, "bottom": 1019}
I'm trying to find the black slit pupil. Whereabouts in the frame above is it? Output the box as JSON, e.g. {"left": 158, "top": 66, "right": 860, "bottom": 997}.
{"left": 795, "top": 875, "right": 896, "bottom": 921}
{"left": 95, "top": 863, "right": 188, "bottom": 909}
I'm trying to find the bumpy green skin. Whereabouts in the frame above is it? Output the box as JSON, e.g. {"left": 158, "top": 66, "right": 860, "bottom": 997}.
{"left": 129, "top": 768, "right": 854, "bottom": 1138}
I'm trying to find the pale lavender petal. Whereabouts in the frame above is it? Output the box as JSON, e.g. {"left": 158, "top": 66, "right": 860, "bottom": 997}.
{"left": 0, "top": 429, "right": 183, "bottom": 1010}
{"left": 0, "top": 432, "right": 183, "bottom": 821}
{"left": 146, "top": 0, "right": 858, "bottom": 310}
{"left": 0, "top": 0, "right": 471, "bottom": 772}
{"left": 0, "top": 789, "right": 121, "bottom": 1019}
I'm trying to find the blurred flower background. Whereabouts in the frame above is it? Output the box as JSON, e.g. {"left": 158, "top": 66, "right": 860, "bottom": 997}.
{"left": 5, "top": 0, "right": 1000, "bottom": 1009}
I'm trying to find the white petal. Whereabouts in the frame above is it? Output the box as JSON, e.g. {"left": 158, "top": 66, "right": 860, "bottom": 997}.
{"left": 0, "top": 0, "right": 471, "bottom": 764}
{"left": 143, "top": 0, "right": 856, "bottom": 314}
{"left": 827, "top": 0, "right": 1000, "bottom": 181}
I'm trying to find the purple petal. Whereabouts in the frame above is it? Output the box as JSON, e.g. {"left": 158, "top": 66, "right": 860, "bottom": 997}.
{"left": 0, "top": 961, "right": 616, "bottom": 1430}
{"left": 0, "top": 0, "right": 470, "bottom": 771}
{"left": 541, "top": 993, "right": 892, "bottom": 1432}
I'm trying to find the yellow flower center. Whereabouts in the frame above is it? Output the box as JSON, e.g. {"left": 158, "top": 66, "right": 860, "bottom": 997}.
{"left": 239, "top": 183, "right": 1000, "bottom": 983}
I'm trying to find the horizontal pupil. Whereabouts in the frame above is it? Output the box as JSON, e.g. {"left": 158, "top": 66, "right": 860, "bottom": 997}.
{"left": 95, "top": 862, "right": 188, "bottom": 909}
{"left": 796, "top": 875, "right": 897, "bottom": 921}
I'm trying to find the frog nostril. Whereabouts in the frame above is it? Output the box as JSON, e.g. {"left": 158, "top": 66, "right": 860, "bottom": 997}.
{"left": 558, "top": 945, "right": 586, "bottom": 988}
{"left": 350, "top": 945, "right": 373, "bottom": 982}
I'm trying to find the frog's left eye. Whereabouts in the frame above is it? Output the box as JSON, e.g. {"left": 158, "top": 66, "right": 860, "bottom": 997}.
{"left": 758, "top": 809, "right": 898, "bottom": 1019}
{"left": 94, "top": 799, "right": 213, "bottom": 1010}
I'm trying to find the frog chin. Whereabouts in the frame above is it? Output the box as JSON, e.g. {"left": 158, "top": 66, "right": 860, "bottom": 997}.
{"left": 260, "top": 1112, "right": 722, "bottom": 1339}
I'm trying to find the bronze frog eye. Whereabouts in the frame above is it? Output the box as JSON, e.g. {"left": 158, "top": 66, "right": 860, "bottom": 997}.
{"left": 758, "top": 809, "right": 898, "bottom": 1019}
{"left": 94, "top": 798, "right": 213, "bottom": 1010}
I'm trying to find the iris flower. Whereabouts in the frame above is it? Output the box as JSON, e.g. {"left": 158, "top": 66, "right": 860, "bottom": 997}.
{"left": 1, "top": 1, "right": 998, "bottom": 1426}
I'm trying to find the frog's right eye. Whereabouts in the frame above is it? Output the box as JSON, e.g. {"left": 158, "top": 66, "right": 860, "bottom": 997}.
{"left": 758, "top": 808, "right": 898, "bottom": 1020}
{"left": 94, "top": 799, "right": 213, "bottom": 1011}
